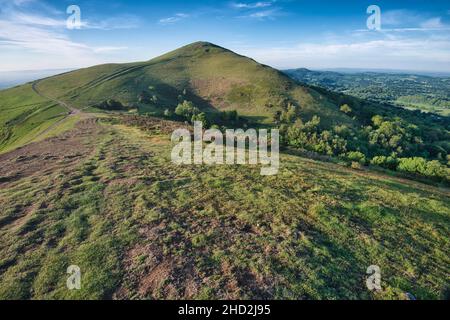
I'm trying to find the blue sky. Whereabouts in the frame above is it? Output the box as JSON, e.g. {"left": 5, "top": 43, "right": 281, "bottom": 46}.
{"left": 0, "top": 0, "right": 449, "bottom": 72}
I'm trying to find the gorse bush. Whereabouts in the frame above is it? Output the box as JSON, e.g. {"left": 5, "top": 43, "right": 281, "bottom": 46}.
{"left": 340, "top": 104, "right": 352, "bottom": 114}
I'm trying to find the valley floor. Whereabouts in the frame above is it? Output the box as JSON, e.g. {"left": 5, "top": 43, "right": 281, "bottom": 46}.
{"left": 0, "top": 116, "right": 449, "bottom": 300}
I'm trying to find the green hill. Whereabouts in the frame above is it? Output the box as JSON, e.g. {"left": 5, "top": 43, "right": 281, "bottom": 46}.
{"left": 0, "top": 42, "right": 449, "bottom": 300}
{"left": 0, "top": 41, "right": 354, "bottom": 153}
{"left": 33, "top": 42, "right": 350, "bottom": 125}
{"left": 0, "top": 42, "right": 449, "bottom": 183}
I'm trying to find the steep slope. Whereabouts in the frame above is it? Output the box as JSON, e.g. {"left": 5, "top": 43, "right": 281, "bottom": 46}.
{"left": 34, "top": 42, "right": 351, "bottom": 125}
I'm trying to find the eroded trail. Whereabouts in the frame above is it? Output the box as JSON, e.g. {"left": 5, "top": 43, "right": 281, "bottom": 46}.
{"left": 29, "top": 80, "right": 86, "bottom": 142}
{"left": 32, "top": 81, "right": 81, "bottom": 115}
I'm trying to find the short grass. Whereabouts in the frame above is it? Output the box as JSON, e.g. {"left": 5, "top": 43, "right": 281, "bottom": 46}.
{"left": 0, "top": 117, "right": 448, "bottom": 300}
{"left": 0, "top": 84, "right": 68, "bottom": 153}
{"left": 35, "top": 42, "right": 351, "bottom": 127}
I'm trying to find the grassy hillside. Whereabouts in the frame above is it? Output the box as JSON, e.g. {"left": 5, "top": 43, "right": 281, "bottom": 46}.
{"left": 34, "top": 42, "right": 350, "bottom": 126}
{"left": 2, "top": 42, "right": 448, "bottom": 166}
{"left": 0, "top": 84, "right": 68, "bottom": 153}
{"left": 0, "top": 41, "right": 449, "bottom": 299}
{"left": 0, "top": 42, "right": 356, "bottom": 154}
{"left": 0, "top": 116, "right": 448, "bottom": 300}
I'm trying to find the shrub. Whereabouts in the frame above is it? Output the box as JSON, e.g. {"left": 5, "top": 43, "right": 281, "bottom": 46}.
{"left": 346, "top": 151, "right": 366, "bottom": 165}
{"left": 340, "top": 104, "right": 352, "bottom": 114}
{"left": 163, "top": 109, "right": 173, "bottom": 117}
{"left": 96, "top": 99, "right": 126, "bottom": 110}
{"left": 191, "top": 112, "right": 208, "bottom": 127}
{"left": 221, "top": 110, "right": 239, "bottom": 122}
{"left": 397, "top": 157, "right": 449, "bottom": 182}
{"left": 175, "top": 100, "right": 200, "bottom": 120}
{"left": 397, "top": 157, "right": 428, "bottom": 175}
{"left": 351, "top": 161, "right": 363, "bottom": 170}
{"left": 370, "top": 156, "right": 398, "bottom": 170}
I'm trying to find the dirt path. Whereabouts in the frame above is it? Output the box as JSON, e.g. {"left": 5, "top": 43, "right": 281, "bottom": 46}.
{"left": 32, "top": 81, "right": 81, "bottom": 115}
{"left": 30, "top": 80, "right": 85, "bottom": 140}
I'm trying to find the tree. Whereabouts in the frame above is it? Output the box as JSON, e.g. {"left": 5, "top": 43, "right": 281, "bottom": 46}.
{"left": 397, "top": 157, "right": 449, "bottom": 182}
{"left": 164, "top": 109, "right": 173, "bottom": 117}
{"left": 346, "top": 151, "right": 366, "bottom": 165}
{"left": 370, "top": 156, "right": 398, "bottom": 170}
{"left": 222, "top": 110, "right": 239, "bottom": 122}
{"left": 191, "top": 112, "right": 208, "bottom": 127}
{"left": 273, "top": 110, "right": 282, "bottom": 124}
{"left": 371, "top": 115, "right": 384, "bottom": 127}
{"left": 175, "top": 100, "right": 200, "bottom": 120}
{"left": 340, "top": 104, "right": 352, "bottom": 114}
{"left": 281, "top": 104, "right": 297, "bottom": 124}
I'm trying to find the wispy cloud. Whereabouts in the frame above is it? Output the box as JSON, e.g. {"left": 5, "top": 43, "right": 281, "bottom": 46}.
{"left": 382, "top": 9, "right": 421, "bottom": 26}
{"left": 232, "top": 1, "right": 282, "bottom": 20}
{"left": 354, "top": 9, "right": 450, "bottom": 33}
{"left": 11, "top": 12, "right": 65, "bottom": 27}
{"left": 159, "top": 13, "right": 190, "bottom": 25}
{"left": 0, "top": 0, "right": 135, "bottom": 70}
{"left": 231, "top": 2, "right": 273, "bottom": 9}
{"left": 82, "top": 15, "right": 141, "bottom": 30}
{"left": 240, "top": 35, "right": 450, "bottom": 72}
{"left": 93, "top": 46, "right": 128, "bottom": 54}
{"left": 240, "top": 9, "right": 280, "bottom": 20}
{"left": 420, "top": 17, "right": 445, "bottom": 29}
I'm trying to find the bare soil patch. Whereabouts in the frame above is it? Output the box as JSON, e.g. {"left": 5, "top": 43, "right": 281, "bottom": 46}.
{"left": 0, "top": 118, "right": 101, "bottom": 188}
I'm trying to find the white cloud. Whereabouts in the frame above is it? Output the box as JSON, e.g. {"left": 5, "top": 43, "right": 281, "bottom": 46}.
{"left": 232, "top": 2, "right": 273, "bottom": 9}
{"left": 380, "top": 10, "right": 450, "bottom": 32}
{"left": 11, "top": 12, "right": 66, "bottom": 27}
{"left": 420, "top": 17, "right": 444, "bottom": 29}
{"left": 159, "top": 13, "right": 190, "bottom": 25}
{"left": 238, "top": 37, "right": 450, "bottom": 72}
{"left": 6, "top": 0, "right": 35, "bottom": 6}
{"left": 83, "top": 15, "right": 141, "bottom": 30}
{"left": 0, "top": 1, "right": 136, "bottom": 71}
{"left": 238, "top": 8, "right": 281, "bottom": 20}
{"left": 93, "top": 46, "right": 128, "bottom": 54}
{"left": 382, "top": 10, "right": 421, "bottom": 26}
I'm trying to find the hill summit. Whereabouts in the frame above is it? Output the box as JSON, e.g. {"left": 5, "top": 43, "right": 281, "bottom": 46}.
{"left": 33, "top": 41, "right": 350, "bottom": 125}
